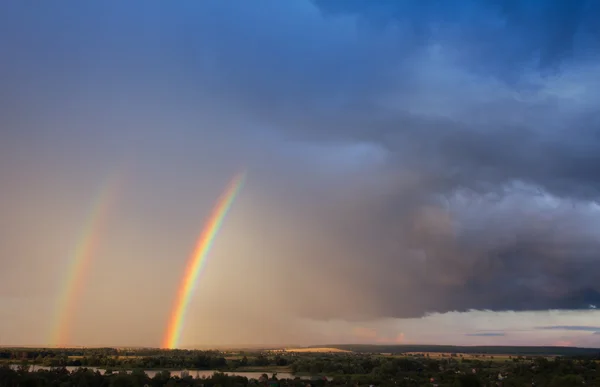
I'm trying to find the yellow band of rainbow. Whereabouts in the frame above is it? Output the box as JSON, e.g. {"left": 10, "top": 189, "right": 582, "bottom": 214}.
{"left": 50, "top": 171, "right": 125, "bottom": 347}
{"left": 162, "top": 172, "right": 246, "bottom": 349}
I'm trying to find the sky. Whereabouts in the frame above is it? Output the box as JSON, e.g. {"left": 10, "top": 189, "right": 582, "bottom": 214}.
{"left": 1, "top": 0, "right": 600, "bottom": 348}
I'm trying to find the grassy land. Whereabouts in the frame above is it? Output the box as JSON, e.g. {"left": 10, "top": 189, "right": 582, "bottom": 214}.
{"left": 284, "top": 348, "right": 352, "bottom": 353}
{"left": 231, "top": 366, "right": 293, "bottom": 373}
{"left": 384, "top": 352, "right": 520, "bottom": 362}
{"left": 67, "top": 356, "right": 142, "bottom": 359}
{"left": 224, "top": 355, "right": 247, "bottom": 360}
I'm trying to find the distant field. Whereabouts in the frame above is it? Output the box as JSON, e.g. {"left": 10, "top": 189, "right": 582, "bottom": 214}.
{"left": 316, "top": 344, "right": 600, "bottom": 357}
{"left": 224, "top": 355, "right": 246, "bottom": 360}
{"left": 285, "top": 347, "right": 352, "bottom": 353}
{"left": 67, "top": 355, "right": 142, "bottom": 359}
{"left": 234, "top": 366, "right": 293, "bottom": 372}
{"left": 398, "top": 352, "right": 513, "bottom": 361}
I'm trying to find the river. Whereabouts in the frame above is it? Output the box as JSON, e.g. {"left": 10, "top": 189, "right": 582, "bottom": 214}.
{"left": 8, "top": 365, "right": 317, "bottom": 380}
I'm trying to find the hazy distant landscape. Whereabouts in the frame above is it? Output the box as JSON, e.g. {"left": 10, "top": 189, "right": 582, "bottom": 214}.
{"left": 5, "top": 344, "right": 599, "bottom": 356}
{"left": 308, "top": 345, "right": 600, "bottom": 357}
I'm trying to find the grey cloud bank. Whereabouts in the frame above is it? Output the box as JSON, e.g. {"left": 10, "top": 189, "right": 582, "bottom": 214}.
{"left": 537, "top": 326, "right": 600, "bottom": 332}
{"left": 1, "top": 0, "right": 600, "bottom": 346}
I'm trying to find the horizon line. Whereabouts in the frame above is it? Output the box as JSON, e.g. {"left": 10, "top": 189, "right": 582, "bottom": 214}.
{"left": 1, "top": 343, "right": 599, "bottom": 350}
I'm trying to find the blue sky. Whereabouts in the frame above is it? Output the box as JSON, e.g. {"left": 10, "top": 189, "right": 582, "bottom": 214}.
{"left": 1, "top": 0, "right": 600, "bottom": 348}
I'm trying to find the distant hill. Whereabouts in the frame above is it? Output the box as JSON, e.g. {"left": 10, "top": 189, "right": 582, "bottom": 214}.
{"left": 308, "top": 344, "right": 600, "bottom": 356}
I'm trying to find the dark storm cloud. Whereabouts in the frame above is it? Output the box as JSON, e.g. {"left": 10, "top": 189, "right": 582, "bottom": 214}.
{"left": 465, "top": 333, "right": 506, "bottom": 337}
{"left": 304, "top": 0, "right": 600, "bottom": 203}
{"left": 2, "top": 0, "right": 600, "bottom": 327}
{"left": 312, "top": 0, "right": 600, "bottom": 74}
{"left": 271, "top": 179, "right": 600, "bottom": 320}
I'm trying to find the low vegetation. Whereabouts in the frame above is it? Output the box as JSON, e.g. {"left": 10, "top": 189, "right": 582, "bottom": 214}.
{"left": 0, "top": 345, "right": 599, "bottom": 386}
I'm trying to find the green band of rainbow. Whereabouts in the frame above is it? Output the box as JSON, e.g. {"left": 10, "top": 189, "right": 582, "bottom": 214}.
{"left": 50, "top": 172, "right": 124, "bottom": 347}
{"left": 162, "top": 172, "right": 246, "bottom": 349}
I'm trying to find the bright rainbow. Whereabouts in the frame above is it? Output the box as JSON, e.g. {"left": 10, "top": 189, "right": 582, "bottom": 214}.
{"left": 162, "top": 172, "right": 246, "bottom": 349}
{"left": 50, "top": 172, "right": 125, "bottom": 347}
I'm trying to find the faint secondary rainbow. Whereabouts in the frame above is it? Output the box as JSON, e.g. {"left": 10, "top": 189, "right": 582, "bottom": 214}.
{"left": 163, "top": 172, "right": 246, "bottom": 349}
{"left": 50, "top": 172, "right": 125, "bottom": 347}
